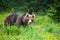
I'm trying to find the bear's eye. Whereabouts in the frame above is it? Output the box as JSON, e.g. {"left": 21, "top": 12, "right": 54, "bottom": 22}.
{"left": 31, "top": 20, "right": 33, "bottom": 22}
{"left": 32, "top": 16, "right": 34, "bottom": 18}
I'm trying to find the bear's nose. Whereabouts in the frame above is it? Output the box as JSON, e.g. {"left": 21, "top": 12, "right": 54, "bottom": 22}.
{"left": 28, "top": 19, "right": 32, "bottom": 24}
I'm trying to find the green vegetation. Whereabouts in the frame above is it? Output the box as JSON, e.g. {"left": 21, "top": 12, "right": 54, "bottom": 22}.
{"left": 0, "top": 12, "right": 60, "bottom": 40}
{"left": 0, "top": 0, "right": 60, "bottom": 22}
{"left": 0, "top": 0, "right": 60, "bottom": 40}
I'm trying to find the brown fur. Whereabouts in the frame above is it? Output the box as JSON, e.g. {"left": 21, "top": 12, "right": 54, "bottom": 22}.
{"left": 4, "top": 13, "right": 34, "bottom": 27}
{"left": 4, "top": 14, "right": 19, "bottom": 26}
{"left": 16, "top": 13, "right": 34, "bottom": 26}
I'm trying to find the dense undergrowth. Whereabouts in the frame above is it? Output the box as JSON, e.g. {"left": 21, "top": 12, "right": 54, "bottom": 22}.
{"left": 0, "top": 12, "right": 60, "bottom": 40}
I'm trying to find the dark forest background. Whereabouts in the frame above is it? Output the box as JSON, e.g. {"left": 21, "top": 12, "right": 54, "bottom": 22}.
{"left": 0, "top": 0, "right": 60, "bottom": 22}
{"left": 0, "top": 0, "right": 60, "bottom": 40}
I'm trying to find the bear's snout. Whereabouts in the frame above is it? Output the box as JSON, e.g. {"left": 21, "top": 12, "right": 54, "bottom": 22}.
{"left": 28, "top": 19, "right": 32, "bottom": 24}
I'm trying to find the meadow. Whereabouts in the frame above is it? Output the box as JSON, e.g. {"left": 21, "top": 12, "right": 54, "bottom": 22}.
{"left": 0, "top": 12, "right": 60, "bottom": 40}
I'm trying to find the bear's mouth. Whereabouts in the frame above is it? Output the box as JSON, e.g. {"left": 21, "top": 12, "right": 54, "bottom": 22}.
{"left": 27, "top": 19, "right": 32, "bottom": 24}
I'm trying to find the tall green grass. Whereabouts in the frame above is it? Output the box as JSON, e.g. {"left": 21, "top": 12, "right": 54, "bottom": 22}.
{"left": 0, "top": 12, "right": 60, "bottom": 40}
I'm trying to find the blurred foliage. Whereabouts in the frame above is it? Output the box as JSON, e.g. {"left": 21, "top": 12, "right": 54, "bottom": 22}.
{"left": 0, "top": 0, "right": 60, "bottom": 40}
{"left": 47, "top": 0, "right": 60, "bottom": 22}
{"left": 0, "top": 0, "right": 60, "bottom": 22}
{"left": 0, "top": 0, "right": 59, "bottom": 12}
{"left": 0, "top": 14, "right": 60, "bottom": 40}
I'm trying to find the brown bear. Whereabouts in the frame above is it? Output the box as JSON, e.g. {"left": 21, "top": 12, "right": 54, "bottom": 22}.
{"left": 4, "top": 13, "right": 19, "bottom": 26}
{"left": 4, "top": 12, "right": 35, "bottom": 27}
{"left": 16, "top": 13, "right": 34, "bottom": 26}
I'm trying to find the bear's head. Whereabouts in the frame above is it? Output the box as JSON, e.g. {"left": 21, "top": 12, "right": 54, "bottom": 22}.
{"left": 23, "top": 13, "right": 35, "bottom": 24}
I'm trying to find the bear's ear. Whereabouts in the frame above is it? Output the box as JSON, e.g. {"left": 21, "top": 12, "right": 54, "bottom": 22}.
{"left": 26, "top": 14, "right": 29, "bottom": 17}
{"left": 26, "top": 13, "right": 29, "bottom": 17}
{"left": 32, "top": 15, "right": 34, "bottom": 18}
{"left": 32, "top": 14, "right": 35, "bottom": 17}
